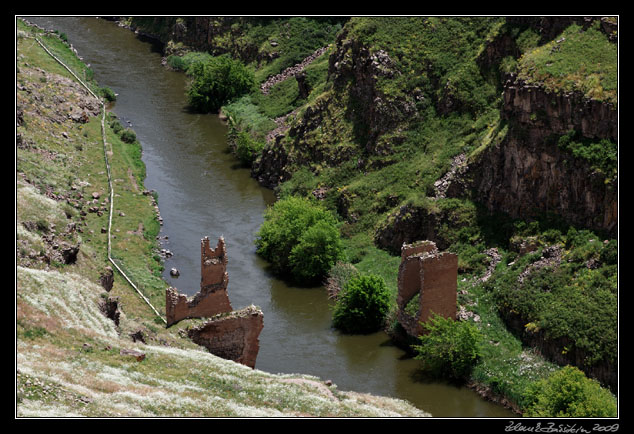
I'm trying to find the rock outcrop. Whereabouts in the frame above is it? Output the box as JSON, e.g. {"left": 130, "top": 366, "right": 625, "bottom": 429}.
{"left": 467, "top": 76, "right": 617, "bottom": 236}
{"left": 502, "top": 76, "right": 617, "bottom": 142}
{"left": 328, "top": 29, "right": 417, "bottom": 153}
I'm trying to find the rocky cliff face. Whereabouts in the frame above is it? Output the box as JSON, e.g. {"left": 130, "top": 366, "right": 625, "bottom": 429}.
{"left": 468, "top": 76, "right": 617, "bottom": 236}
{"left": 253, "top": 25, "right": 420, "bottom": 189}
{"left": 502, "top": 76, "right": 617, "bottom": 141}
{"left": 327, "top": 27, "right": 419, "bottom": 153}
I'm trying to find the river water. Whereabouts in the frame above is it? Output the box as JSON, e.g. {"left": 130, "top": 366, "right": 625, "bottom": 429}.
{"left": 25, "top": 16, "right": 514, "bottom": 417}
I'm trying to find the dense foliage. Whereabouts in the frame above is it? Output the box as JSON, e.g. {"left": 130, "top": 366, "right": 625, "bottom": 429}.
{"left": 486, "top": 226, "right": 617, "bottom": 370}
{"left": 523, "top": 366, "right": 617, "bottom": 417}
{"left": 557, "top": 130, "right": 618, "bottom": 181}
{"left": 186, "top": 54, "right": 255, "bottom": 113}
{"left": 233, "top": 130, "right": 265, "bottom": 166}
{"left": 331, "top": 274, "right": 391, "bottom": 334}
{"left": 255, "top": 196, "right": 344, "bottom": 283}
{"left": 413, "top": 313, "right": 483, "bottom": 380}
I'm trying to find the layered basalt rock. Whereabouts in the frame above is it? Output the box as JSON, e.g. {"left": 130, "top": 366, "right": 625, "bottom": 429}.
{"left": 396, "top": 241, "right": 458, "bottom": 338}
{"left": 467, "top": 75, "right": 617, "bottom": 236}
{"left": 502, "top": 77, "right": 617, "bottom": 142}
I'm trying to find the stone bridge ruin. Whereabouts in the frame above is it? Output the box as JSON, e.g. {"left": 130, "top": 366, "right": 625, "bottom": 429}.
{"left": 396, "top": 240, "right": 458, "bottom": 338}
{"left": 166, "top": 236, "right": 263, "bottom": 368}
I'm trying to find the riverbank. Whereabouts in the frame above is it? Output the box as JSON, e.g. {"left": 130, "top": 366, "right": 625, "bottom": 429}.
{"left": 15, "top": 18, "right": 431, "bottom": 417}
{"left": 124, "top": 16, "right": 617, "bottom": 418}
{"left": 116, "top": 17, "right": 526, "bottom": 416}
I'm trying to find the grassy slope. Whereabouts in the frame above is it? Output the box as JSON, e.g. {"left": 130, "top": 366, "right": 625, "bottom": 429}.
{"left": 15, "top": 20, "right": 429, "bottom": 418}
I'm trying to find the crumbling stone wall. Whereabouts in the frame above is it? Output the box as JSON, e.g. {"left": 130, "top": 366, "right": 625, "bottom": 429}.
{"left": 187, "top": 305, "right": 264, "bottom": 369}
{"left": 165, "top": 236, "right": 264, "bottom": 369}
{"left": 165, "top": 237, "right": 233, "bottom": 327}
{"left": 397, "top": 240, "right": 458, "bottom": 338}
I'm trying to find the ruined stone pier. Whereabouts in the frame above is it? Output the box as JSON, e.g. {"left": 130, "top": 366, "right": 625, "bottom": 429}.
{"left": 166, "top": 236, "right": 263, "bottom": 368}
{"left": 166, "top": 237, "right": 233, "bottom": 327}
{"left": 396, "top": 240, "right": 458, "bottom": 338}
{"left": 187, "top": 305, "right": 264, "bottom": 369}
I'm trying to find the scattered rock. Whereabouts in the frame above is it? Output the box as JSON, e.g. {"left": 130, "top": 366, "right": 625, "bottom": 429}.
{"left": 120, "top": 348, "right": 146, "bottom": 362}
{"left": 170, "top": 267, "right": 180, "bottom": 277}
{"left": 457, "top": 305, "right": 481, "bottom": 322}
{"left": 260, "top": 45, "right": 329, "bottom": 95}
{"left": 129, "top": 329, "right": 146, "bottom": 344}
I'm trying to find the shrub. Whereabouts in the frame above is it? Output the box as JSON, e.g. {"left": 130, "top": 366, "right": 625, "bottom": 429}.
{"left": 557, "top": 130, "right": 617, "bottom": 180}
{"left": 186, "top": 54, "right": 255, "bottom": 113}
{"left": 332, "top": 274, "right": 391, "bottom": 334}
{"left": 166, "top": 55, "right": 186, "bottom": 71}
{"left": 100, "top": 86, "right": 117, "bottom": 102}
{"left": 413, "top": 313, "right": 483, "bottom": 380}
{"left": 325, "top": 261, "right": 360, "bottom": 299}
{"left": 234, "top": 130, "right": 264, "bottom": 166}
{"left": 119, "top": 128, "right": 137, "bottom": 144}
{"left": 255, "top": 196, "right": 344, "bottom": 283}
{"left": 523, "top": 365, "right": 617, "bottom": 417}
{"left": 289, "top": 219, "right": 345, "bottom": 283}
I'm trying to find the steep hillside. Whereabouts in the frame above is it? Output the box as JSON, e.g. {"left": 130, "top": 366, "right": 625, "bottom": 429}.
{"left": 135, "top": 15, "right": 618, "bottom": 414}
{"left": 15, "top": 19, "right": 430, "bottom": 418}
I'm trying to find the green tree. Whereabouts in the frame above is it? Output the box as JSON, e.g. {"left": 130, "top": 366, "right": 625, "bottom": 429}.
{"left": 255, "top": 196, "right": 344, "bottom": 283}
{"left": 413, "top": 313, "right": 483, "bottom": 380}
{"left": 186, "top": 54, "right": 255, "bottom": 113}
{"left": 332, "top": 274, "right": 391, "bottom": 334}
{"left": 290, "top": 219, "right": 344, "bottom": 282}
{"left": 523, "top": 365, "right": 617, "bottom": 417}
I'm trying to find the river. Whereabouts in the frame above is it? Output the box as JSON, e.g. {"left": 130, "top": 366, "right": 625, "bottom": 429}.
{"left": 25, "top": 16, "right": 514, "bottom": 417}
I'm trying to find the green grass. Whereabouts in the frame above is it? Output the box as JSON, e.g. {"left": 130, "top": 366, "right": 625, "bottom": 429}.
{"left": 17, "top": 20, "right": 167, "bottom": 318}
{"left": 345, "top": 16, "right": 503, "bottom": 114}
{"left": 516, "top": 21, "right": 617, "bottom": 104}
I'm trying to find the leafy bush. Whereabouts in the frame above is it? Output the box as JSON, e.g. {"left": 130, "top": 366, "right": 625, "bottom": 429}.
{"left": 487, "top": 227, "right": 617, "bottom": 369}
{"left": 523, "top": 365, "right": 617, "bottom": 417}
{"left": 234, "top": 130, "right": 264, "bottom": 166}
{"left": 100, "top": 86, "right": 117, "bottom": 102}
{"left": 413, "top": 313, "right": 483, "bottom": 380}
{"left": 289, "top": 219, "right": 345, "bottom": 282}
{"left": 255, "top": 196, "right": 344, "bottom": 283}
{"left": 557, "top": 130, "right": 617, "bottom": 181}
{"left": 119, "top": 128, "right": 137, "bottom": 144}
{"left": 167, "top": 51, "right": 214, "bottom": 73}
{"left": 186, "top": 54, "right": 255, "bottom": 113}
{"left": 331, "top": 274, "right": 391, "bottom": 334}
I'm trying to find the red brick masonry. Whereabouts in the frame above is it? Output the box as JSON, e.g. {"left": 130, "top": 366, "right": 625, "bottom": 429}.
{"left": 166, "top": 236, "right": 263, "bottom": 368}
{"left": 396, "top": 240, "right": 457, "bottom": 337}
{"left": 166, "top": 237, "right": 233, "bottom": 327}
